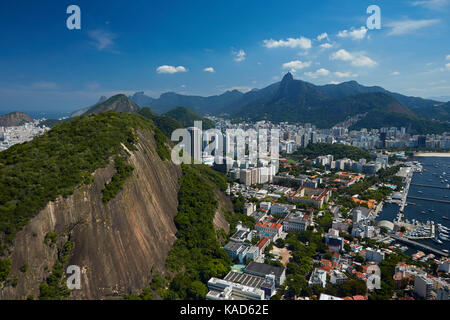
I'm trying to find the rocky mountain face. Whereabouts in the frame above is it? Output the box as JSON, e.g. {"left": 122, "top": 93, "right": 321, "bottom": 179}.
{"left": 0, "top": 112, "right": 33, "bottom": 127}
{"left": 0, "top": 111, "right": 232, "bottom": 300}
{"left": 0, "top": 128, "right": 181, "bottom": 299}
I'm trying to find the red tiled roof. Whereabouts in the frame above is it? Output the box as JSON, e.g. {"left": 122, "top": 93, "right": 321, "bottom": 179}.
{"left": 256, "top": 221, "right": 282, "bottom": 230}
{"left": 257, "top": 237, "right": 269, "bottom": 250}
{"left": 319, "top": 266, "right": 333, "bottom": 274}
{"left": 320, "top": 259, "right": 332, "bottom": 267}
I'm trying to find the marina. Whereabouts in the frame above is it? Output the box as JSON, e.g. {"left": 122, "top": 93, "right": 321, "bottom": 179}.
{"left": 377, "top": 157, "right": 450, "bottom": 257}
{"left": 392, "top": 235, "right": 449, "bottom": 258}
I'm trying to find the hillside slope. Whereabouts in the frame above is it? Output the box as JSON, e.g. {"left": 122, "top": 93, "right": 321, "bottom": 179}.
{"left": 138, "top": 107, "right": 183, "bottom": 138}
{"left": 163, "top": 106, "right": 215, "bottom": 129}
{"left": 0, "top": 112, "right": 181, "bottom": 299}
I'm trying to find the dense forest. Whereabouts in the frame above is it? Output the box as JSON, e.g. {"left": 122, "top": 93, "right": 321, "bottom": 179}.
{"left": 138, "top": 107, "right": 183, "bottom": 138}
{"left": 125, "top": 164, "right": 231, "bottom": 300}
{"left": 164, "top": 164, "right": 231, "bottom": 299}
{"left": 163, "top": 106, "right": 215, "bottom": 130}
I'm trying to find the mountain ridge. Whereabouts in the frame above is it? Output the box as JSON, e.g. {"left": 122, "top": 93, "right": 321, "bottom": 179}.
{"left": 128, "top": 73, "right": 441, "bottom": 123}
{"left": 0, "top": 112, "right": 34, "bottom": 127}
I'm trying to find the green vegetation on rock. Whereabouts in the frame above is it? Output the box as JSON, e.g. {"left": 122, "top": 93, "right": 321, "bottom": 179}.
{"left": 102, "top": 157, "right": 134, "bottom": 203}
{"left": 138, "top": 107, "right": 182, "bottom": 138}
{"left": 39, "top": 238, "right": 74, "bottom": 300}
{"left": 0, "top": 258, "right": 12, "bottom": 283}
{"left": 164, "top": 164, "right": 231, "bottom": 299}
{"left": 0, "top": 111, "right": 167, "bottom": 256}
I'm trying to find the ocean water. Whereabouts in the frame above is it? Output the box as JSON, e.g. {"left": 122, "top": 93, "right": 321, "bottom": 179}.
{"left": 27, "top": 111, "right": 71, "bottom": 120}
{"left": 377, "top": 156, "right": 450, "bottom": 253}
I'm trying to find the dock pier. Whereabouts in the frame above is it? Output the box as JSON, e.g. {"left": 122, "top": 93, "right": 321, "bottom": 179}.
{"left": 392, "top": 235, "right": 449, "bottom": 257}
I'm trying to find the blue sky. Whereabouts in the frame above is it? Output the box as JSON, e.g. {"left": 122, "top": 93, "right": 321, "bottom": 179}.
{"left": 0, "top": 0, "right": 449, "bottom": 113}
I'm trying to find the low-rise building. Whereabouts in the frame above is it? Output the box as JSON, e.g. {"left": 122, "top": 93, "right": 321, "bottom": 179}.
{"left": 230, "top": 230, "right": 252, "bottom": 243}
{"left": 260, "top": 201, "right": 272, "bottom": 211}
{"left": 256, "top": 237, "right": 270, "bottom": 255}
{"left": 223, "top": 241, "right": 259, "bottom": 264}
{"left": 287, "top": 187, "right": 331, "bottom": 208}
{"left": 244, "top": 262, "right": 286, "bottom": 287}
{"left": 309, "top": 268, "right": 327, "bottom": 288}
{"left": 330, "top": 270, "right": 348, "bottom": 285}
{"left": 270, "top": 203, "right": 296, "bottom": 215}
{"left": 255, "top": 221, "right": 282, "bottom": 240}
{"left": 206, "top": 278, "right": 265, "bottom": 300}
{"left": 283, "top": 212, "right": 309, "bottom": 233}
{"left": 224, "top": 271, "right": 276, "bottom": 299}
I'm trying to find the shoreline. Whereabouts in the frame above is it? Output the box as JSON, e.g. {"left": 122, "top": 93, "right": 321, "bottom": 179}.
{"left": 414, "top": 152, "right": 450, "bottom": 157}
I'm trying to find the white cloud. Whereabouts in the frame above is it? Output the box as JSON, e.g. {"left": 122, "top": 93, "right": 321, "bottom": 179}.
{"left": 305, "top": 68, "right": 330, "bottom": 78}
{"left": 334, "top": 71, "right": 358, "bottom": 78}
{"left": 331, "top": 49, "right": 353, "bottom": 61}
{"left": 386, "top": 19, "right": 439, "bottom": 36}
{"left": 446, "top": 63, "right": 450, "bottom": 70}
{"left": 391, "top": 71, "right": 400, "bottom": 76}
{"left": 317, "top": 33, "right": 329, "bottom": 41}
{"left": 203, "top": 67, "right": 215, "bottom": 73}
{"left": 337, "top": 26, "right": 368, "bottom": 40}
{"left": 330, "top": 49, "right": 377, "bottom": 67}
{"left": 412, "top": 0, "right": 449, "bottom": 10}
{"left": 156, "top": 65, "right": 187, "bottom": 74}
{"left": 233, "top": 49, "right": 246, "bottom": 62}
{"left": 88, "top": 30, "right": 117, "bottom": 51}
{"left": 329, "top": 81, "right": 341, "bottom": 85}
{"left": 446, "top": 54, "right": 450, "bottom": 60}
{"left": 282, "top": 60, "right": 311, "bottom": 73}
{"left": 320, "top": 43, "right": 333, "bottom": 49}
{"left": 263, "top": 36, "right": 312, "bottom": 49}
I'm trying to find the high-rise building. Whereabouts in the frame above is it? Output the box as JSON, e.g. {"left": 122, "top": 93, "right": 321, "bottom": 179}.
{"left": 414, "top": 275, "right": 433, "bottom": 300}
{"left": 187, "top": 127, "right": 202, "bottom": 164}
{"left": 417, "top": 136, "right": 426, "bottom": 148}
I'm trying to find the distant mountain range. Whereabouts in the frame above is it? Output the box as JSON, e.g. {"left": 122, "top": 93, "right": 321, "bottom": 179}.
{"left": 65, "top": 94, "right": 214, "bottom": 137}
{"left": 128, "top": 72, "right": 448, "bottom": 134}
{"left": 130, "top": 90, "right": 244, "bottom": 115}
{"left": 0, "top": 111, "right": 33, "bottom": 127}
{"left": 8, "top": 73, "right": 449, "bottom": 135}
